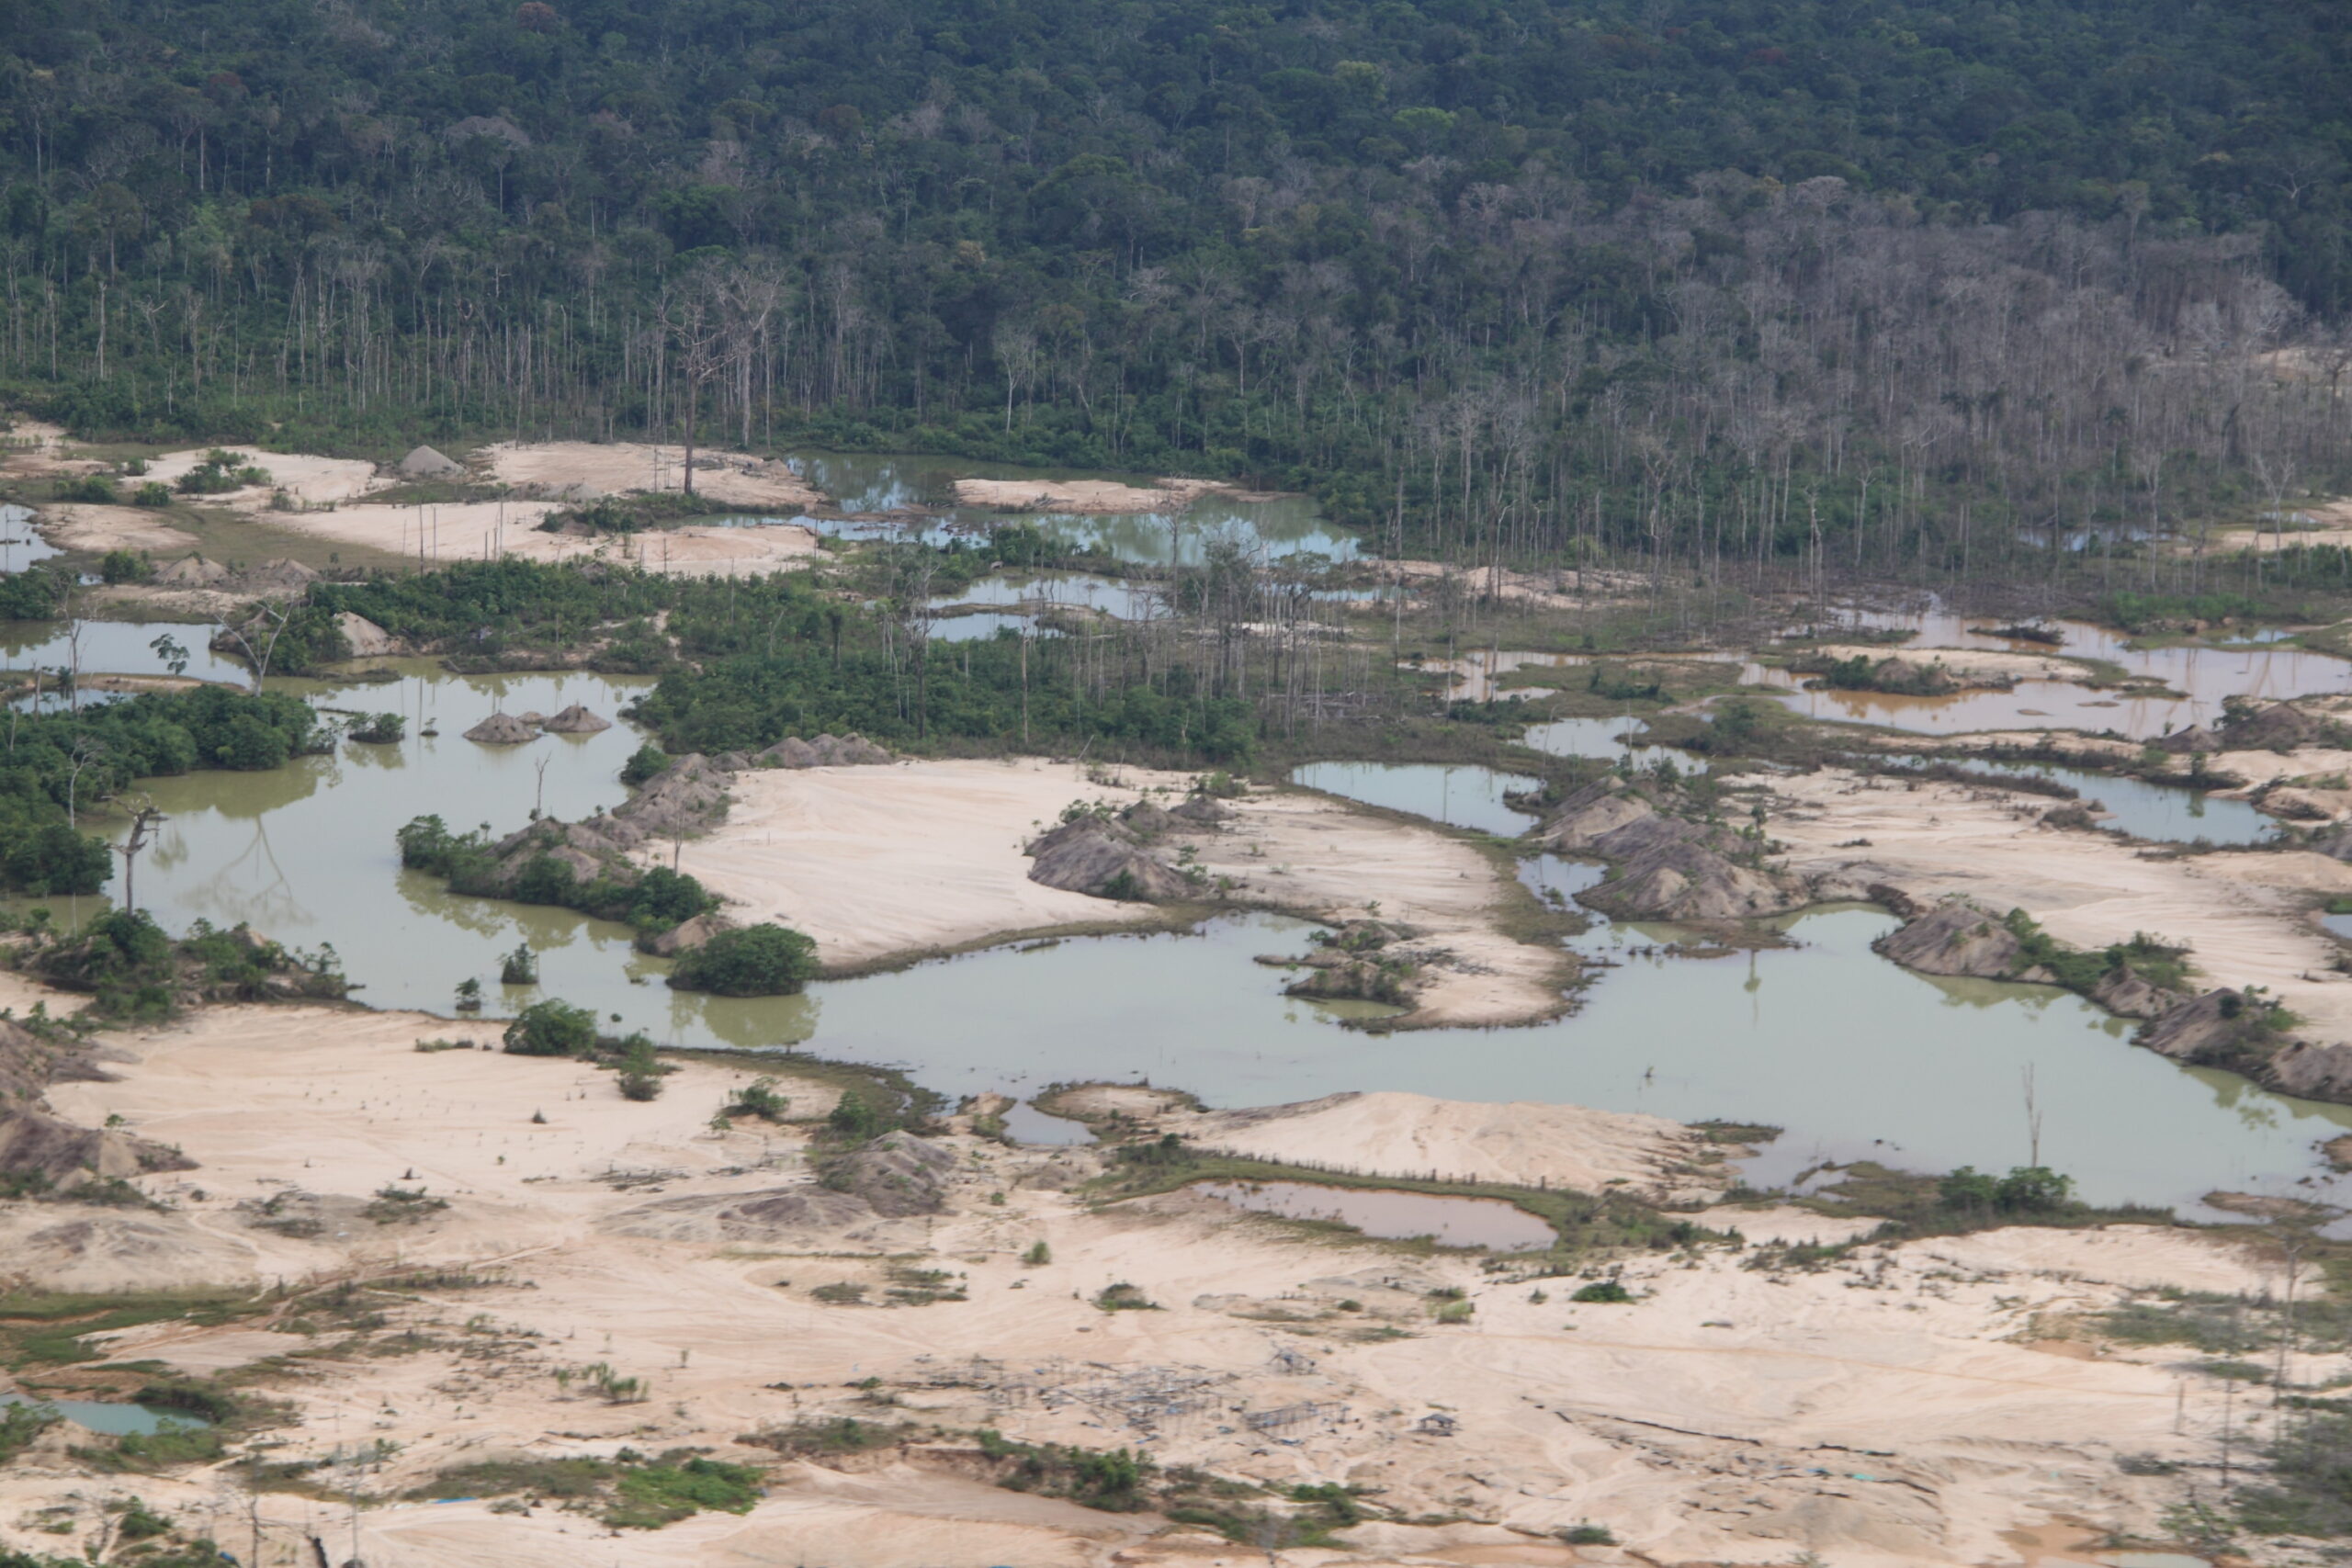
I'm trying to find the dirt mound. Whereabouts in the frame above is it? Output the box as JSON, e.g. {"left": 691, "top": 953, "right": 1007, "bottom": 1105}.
{"left": 2138, "top": 987, "right": 2305, "bottom": 1082}
{"left": 616, "top": 753, "right": 732, "bottom": 838}
{"left": 1121, "top": 801, "right": 1178, "bottom": 837}
{"left": 1169, "top": 795, "right": 1229, "bottom": 825}
{"left": 2221, "top": 699, "right": 2336, "bottom": 751}
{"left": 0, "top": 1108, "right": 193, "bottom": 1190}
{"left": 1025, "top": 817, "right": 1193, "bottom": 902}
{"left": 644, "top": 912, "right": 737, "bottom": 957}
{"left": 602, "top": 1185, "right": 876, "bottom": 1243}
{"left": 822, "top": 1131, "right": 957, "bottom": 1217}
{"left": 1872, "top": 897, "right": 2044, "bottom": 981}
{"left": 540, "top": 703, "right": 613, "bottom": 734}
{"left": 760, "top": 733, "right": 893, "bottom": 768}
{"left": 462, "top": 712, "right": 538, "bottom": 745}
{"left": 334, "top": 612, "right": 398, "bottom": 657}
{"left": 154, "top": 555, "right": 230, "bottom": 586}
{"left": 1545, "top": 776, "right": 1807, "bottom": 920}
{"left": 241, "top": 558, "right": 320, "bottom": 594}
{"left": 397, "top": 444, "right": 461, "bottom": 479}
{"left": 2154, "top": 724, "right": 2222, "bottom": 753}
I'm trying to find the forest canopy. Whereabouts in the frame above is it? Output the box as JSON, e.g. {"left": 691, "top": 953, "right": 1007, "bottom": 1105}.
{"left": 1, "top": 0, "right": 2347, "bottom": 570}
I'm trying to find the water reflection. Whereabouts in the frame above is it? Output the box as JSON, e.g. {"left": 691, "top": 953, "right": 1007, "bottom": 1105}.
{"left": 1289, "top": 761, "right": 1542, "bottom": 836}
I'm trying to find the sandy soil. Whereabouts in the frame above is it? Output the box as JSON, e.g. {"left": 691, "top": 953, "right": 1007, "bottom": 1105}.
{"left": 243, "top": 499, "right": 820, "bottom": 577}
{"left": 0, "top": 991, "right": 2292, "bottom": 1568}
{"left": 480, "top": 440, "right": 826, "bottom": 512}
{"left": 950, "top": 476, "right": 1240, "bottom": 513}
{"left": 1173, "top": 1090, "right": 1722, "bottom": 1201}
{"left": 142, "top": 446, "right": 386, "bottom": 510}
{"left": 668, "top": 758, "right": 1169, "bottom": 966}
{"left": 1771, "top": 767, "right": 2352, "bottom": 1043}
{"left": 670, "top": 761, "right": 1568, "bottom": 1024}
{"left": 31, "top": 503, "right": 201, "bottom": 555}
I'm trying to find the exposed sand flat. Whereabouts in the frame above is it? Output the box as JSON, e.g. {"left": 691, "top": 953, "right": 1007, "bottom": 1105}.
{"left": 665, "top": 757, "right": 1169, "bottom": 966}
{"left": 1180, "top": 1089, "right": 1716, "bottom": 1200}
{"left": 249, "top": 499, "right": 820, "bottom": 577}
{"left": 950, "top": 475, "right": 1240, "bottom": 513}
{"left": 31, "top": 502, "right": 199, "bottom": 555}
{"left": 0, "top": 990, "right": 2294, "bottom": 1568}
{"left": 670, "top": 760, "right": 1568, "bottom": 1021}
{"left": 143, "top": 445, "right": 386, "bottom": 509}
{"left": 480, "top": 439, "right": 826, "bottom": 512}
{"left": 1770, "top": 767, "right": 2352, "bottom": 1043}
{"left": 1183, "top": 784, "right": 1571, "bottom": 1026}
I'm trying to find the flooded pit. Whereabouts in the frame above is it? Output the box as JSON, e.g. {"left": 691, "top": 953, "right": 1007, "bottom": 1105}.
{"left": 2, "top": 623, "right": 2345, "bottom": 1213}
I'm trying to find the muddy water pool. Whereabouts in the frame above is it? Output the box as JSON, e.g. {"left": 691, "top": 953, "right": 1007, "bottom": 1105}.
{"left": 1784, "top": 608, "right": 2352, "bottom": 735}
{"left": 18, "top": 653, "right": 2352, "bottom": 1213}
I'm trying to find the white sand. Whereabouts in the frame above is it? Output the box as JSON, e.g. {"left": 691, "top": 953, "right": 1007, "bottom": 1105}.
{"left": 481, "top": 439, "right": 825, "bottom": 512}
{"left": 672, "top": 761, "right": 1569, "bottom": 1022}
{"left": 1180, "top": 1090, "right": 1717, "bottom": 1201}
{"left": 31, "top": 503, "right": 200, "bottom": 555}
{"left": 242, "top": 498, "right": 820, "bottom": 577}
{"left": 668, "top": 757, "right": 1164, "bottom": 966}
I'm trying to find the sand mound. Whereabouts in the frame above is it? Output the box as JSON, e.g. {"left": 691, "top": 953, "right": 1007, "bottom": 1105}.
{"left": 1181, "top": 1090, "right": 1721, "bottom": 1201}
{"left": 398, "top": 444, "right": 462, "bottom": 478}
{"left": 462, "top": 712, "right": 538, "bottom": 745}
{"left": 644, "top": 912, "right": 737, "bottom": 957}
{"left": 335, "top": 612, "right": 398, "bottom": 657}
{"left": 0, "top": 1204, "right": 260, "bottom": 1292}
{"left": 155, "top": 554, "right": 230, "bottom": 585}
{"left": 603, "top": 1185, "right": 876, "bottom": 1242}
{"left": 540, "top": 702, "right": 613, "bottom": 734}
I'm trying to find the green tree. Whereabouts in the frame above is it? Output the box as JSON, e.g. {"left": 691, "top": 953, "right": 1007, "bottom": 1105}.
{"left": 665, "top": 923, "right": 818, "bottom": 997}
{"left": 503, "top": 998, "right": 596, "bottom": 1056}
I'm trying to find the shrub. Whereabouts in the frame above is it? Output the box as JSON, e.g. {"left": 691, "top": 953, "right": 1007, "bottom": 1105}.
{"left": 346, "top": 712, "right": 404, "bottom": 743}
{"left": 131, "top": 481, "right": 174, "bottom": 507}
{"left": 620, "top": 744, "right": 671, "bottom": 786}
{"left": 722, "top": 1077, "right": 790, "bottom": 1122}
{"left": 499, "top": 943, "right": 538, "bottom": 985}
{"left": 605, "top": 1455, "right": 763, "bottom": 1529}
{"left": 666, "top": 923, "right": 818, "bottom": 997}
{"left": 1571, "top": 1280, "right": 1633, "bottom": 1303}
{"left": 503, "top": 998, "right": 596, "bottom": 1056}
{"left": 53, "top": 473, "right": 118, "bottom": 503}
{"left": 99, "top": 549, "right": 153, "bottom": 583}
{"left": 616, "top": 1035, "right": 664, "bottom": 1100}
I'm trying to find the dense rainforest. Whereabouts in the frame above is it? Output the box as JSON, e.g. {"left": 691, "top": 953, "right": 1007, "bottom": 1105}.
{"left": 1, "top": 0, "right": 2348, "bottom": 574}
